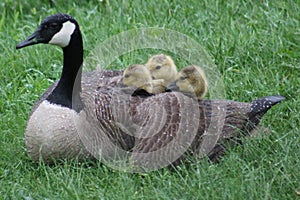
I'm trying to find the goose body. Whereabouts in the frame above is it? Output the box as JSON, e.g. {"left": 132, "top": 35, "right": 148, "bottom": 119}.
{"left": 17, "top": 14, "right": 285, "bottom": 170}
{"left": 25, "top": 70, "right": 122, "bottom": 161}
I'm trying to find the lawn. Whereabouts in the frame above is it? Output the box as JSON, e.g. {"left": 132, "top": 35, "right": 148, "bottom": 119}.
{"left": 0, "top": 0, "right": 299, "bottom": 199}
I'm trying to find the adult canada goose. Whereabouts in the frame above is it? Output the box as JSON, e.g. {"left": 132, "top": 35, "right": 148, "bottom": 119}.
{"left": 122, "top": 64, "right": 165, "bottom": 94}
{"left": 168, "top": 65, "right": 208, "bottom": 100}
{"left": 16, "top": 14, "right": 285, "bottom": 169}
{"left": 145, "top": 54, "right": 178, "bottom": 86}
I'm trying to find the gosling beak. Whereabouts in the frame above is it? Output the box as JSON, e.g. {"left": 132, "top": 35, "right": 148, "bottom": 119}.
{"left": 166, "top": 81, "right": 179, "bottom": 92}
{"left": 16, "top": 31, "right": 39, "bottom": 49}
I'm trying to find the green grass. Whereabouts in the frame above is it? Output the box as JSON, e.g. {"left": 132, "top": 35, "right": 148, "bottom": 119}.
{"left": 1, "top": 0, "right": 299, "bottom": 199}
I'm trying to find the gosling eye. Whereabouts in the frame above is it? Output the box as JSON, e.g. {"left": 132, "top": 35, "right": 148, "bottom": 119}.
{"left": 180, "top": 76, "right": 186, "bottom": 80}
{"left": 124, "top": 74, "right": 130, "bottom": 78}
{"left": 155, "top": 65, "right": 161, "bottom": 70}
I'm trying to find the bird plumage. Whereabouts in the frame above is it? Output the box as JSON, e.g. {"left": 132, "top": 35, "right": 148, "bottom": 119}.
{"left": 16, "top": 14, "right": 284, "bottom": 170}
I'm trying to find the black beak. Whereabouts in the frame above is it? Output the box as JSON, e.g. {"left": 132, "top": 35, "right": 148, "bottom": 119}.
{"left": 16, "top": 31, "right": 39, "bottom": 49}
{"left": 166, "top": 81, "right": 179, "bottom": 92}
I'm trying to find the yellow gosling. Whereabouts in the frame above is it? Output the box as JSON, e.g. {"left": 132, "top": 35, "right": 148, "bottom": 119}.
{"left": 122, "top": 64, "right": 165, "bottom": 94}
{"left": 145, "top": 54, "right": 178, "bottom": 86}
{"left": 170, "top": 65, "right": 208, "bottom": 99}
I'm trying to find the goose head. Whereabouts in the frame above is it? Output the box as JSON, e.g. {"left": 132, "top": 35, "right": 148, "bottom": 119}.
{"left": 122, "top": 64, "right": 165, "bottom": 94}
{"left": 16, "top": 13, "right": 83, "bottom": 111}
{"left": 168, "top": 65, "right": 208, "bottom": 99}
{"left": 145, "top": 54, "right": 178, "bottom": 86}
{"left": 16, "top": 14, "right": 80, "bottom": 49}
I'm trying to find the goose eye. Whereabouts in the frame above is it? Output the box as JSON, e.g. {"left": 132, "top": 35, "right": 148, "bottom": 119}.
{"left": 180, "top": 76, "right": 186, "bottom": 80}
{"left": 50, "top": 23, "right": 59, "bottom": 29}
{"left": 155, "top": 65, "right": 161, "bottom": 70}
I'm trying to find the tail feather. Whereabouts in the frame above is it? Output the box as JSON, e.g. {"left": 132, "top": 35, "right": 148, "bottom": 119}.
{"left": 208, "top": 95, "right": 285, "bottom": 162}
{"left": 247, "top": 95, "right": 285, "bottom": 127}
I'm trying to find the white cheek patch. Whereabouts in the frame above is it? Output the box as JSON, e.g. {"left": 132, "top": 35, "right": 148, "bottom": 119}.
{"left": 49, "top": 21, "right": 76, "bottom": 47}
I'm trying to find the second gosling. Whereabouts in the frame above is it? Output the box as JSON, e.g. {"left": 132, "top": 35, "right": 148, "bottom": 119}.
{"left": 145, "top": 54, "right": 178, "bottom": 86}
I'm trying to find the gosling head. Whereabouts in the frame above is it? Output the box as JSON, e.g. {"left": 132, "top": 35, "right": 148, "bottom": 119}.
{"left": 168, "top": 65, "right": 208, "bottom": 99}
{"left": 145, "top": 54, "right": 178, "bottom": 86}
{"left": 16, "top": 13, "right": 80, "bottom": 49}
{"left": 122, "top": 64, "right": 153, "bottom": 93}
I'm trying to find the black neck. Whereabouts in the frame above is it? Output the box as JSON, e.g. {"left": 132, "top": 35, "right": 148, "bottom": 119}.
{"left": 46, "top": 29, "right": 83, "bottom": 112}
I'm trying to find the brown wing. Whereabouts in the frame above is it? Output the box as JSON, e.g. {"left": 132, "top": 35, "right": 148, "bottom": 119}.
{"left": 129, "top": 92, "right": 202, "bottom": 170}
{"left": 91, "top": 78, "right": 284, "bottom": 170}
